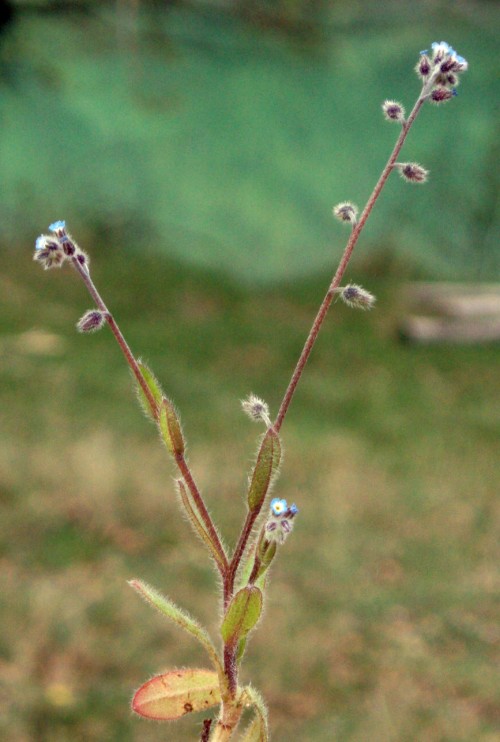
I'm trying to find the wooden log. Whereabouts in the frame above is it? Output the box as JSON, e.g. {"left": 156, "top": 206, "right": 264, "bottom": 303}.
{"left": 406, "top": 283, "right": 500, "bottom": 318}
{"left": 400, "top": 315, "right": 500, "bottom": 344}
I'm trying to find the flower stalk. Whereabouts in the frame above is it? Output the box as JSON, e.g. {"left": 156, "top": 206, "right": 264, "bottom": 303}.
{"left": 33, "top": 41, "right": 467, "bottom": 741}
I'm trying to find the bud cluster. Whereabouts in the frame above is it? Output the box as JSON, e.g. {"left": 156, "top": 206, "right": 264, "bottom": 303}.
{"left": 416, "top": 41, "right": 468, "bottom": 103}
{"left": 265, "top": 498, "right": 298, "bottom": 545}
{"left": 34, "top": 221, "right": 88, "bottom": 270}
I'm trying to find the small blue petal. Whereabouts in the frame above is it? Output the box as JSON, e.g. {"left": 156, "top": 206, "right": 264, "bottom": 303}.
{"left": 452, "top": 89, "right": 458, "bottom": 96}
{"left": 270, "top": 497, "right": 287, "bottom": 516}
{"left": 49, "top": 220, "right": 66, "bottom": 232}
{"left": 35, "top": 235, "right": 45, "bottom": 250}
{"left": 432, "top": 41, "right": 451, "bottom": 53}
{"left": 288, "top": 504, "right": 299, "bottom": 515}
{"left": 419, "top": 49, "right": 428, "bottom": 55}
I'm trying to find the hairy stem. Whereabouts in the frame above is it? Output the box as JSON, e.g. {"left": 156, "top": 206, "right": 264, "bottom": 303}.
{"left": 176, "top": 452, "right": 229, "bottom": 574}
{"left": 71, "top": 259, "right": 158, "bottom": 416}
{"left": 225, "top": 508, "right": 259, "bottom": 605}
{"left": 209, "top": 695, "right": 244, "bottom": 742}
{"left": 274, "top": 93, "right": 426, "bottom": 432}
{"left": 71, "top": 257, "right": 229, "bottom": 577}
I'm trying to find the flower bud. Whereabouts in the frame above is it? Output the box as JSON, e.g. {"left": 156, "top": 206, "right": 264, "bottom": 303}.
{"left": 75, "top": 249, "right": 89, "bottom": 266}
{"left": 241, "top": 394, "right": 272, "bottom": 427}
{"left": 396, "top": 162, "right": 429, "bottom": 184}
{"left": 33, "top": 235, "right": 65, "bottom": 270}
{"left": 430, "top": 88, "right": 457, "bottom": 104}
{"left": 382, "top": 100, "right": 405, "bottom": 123}
{"left": 336, "top": 284, "right": 376, "bottom": 310}
{"left": 415, "top": 54, "right": 431, "bottom": 79}
{"left": 47, "top": 220, "right": 88, "bottom": 262}
{"left": 435, "top": 72, "right": 459, "bottom": 88}
{"left": 332, "top": 202, "right": 358, "bottom": 225}
{"left": 76, "top": 309, "right": 107, "bottom": 333}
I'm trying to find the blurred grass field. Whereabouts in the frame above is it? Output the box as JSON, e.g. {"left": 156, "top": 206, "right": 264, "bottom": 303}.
{"left": 1, "top": 242, "right": 498, "bottom": 741}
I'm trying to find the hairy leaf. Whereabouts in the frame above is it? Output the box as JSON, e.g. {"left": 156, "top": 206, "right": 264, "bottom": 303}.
{"left": 221, "top": 586, "right": 262, "bottom": 645}
{"left": 247, "top": 430, "right": 281, "bottom": 511}
{"left": 132, "top": 668, "right": 221, "bottom": 720}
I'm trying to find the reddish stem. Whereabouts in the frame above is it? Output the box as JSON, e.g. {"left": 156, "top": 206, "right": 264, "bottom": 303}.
{"left": 176, "top": 452, "right": 229, "bottom": 574}
{"left": 224, "top": 508, "right": 259, "bottom": 606}
{"left": 273, "top": 95, "right": 425, "bottom": 432}
{"left": 72, "top": 259, "right": 158, "bottom": 416}
{"left": 71, "top": 258, "right": 229, "bottom": 576}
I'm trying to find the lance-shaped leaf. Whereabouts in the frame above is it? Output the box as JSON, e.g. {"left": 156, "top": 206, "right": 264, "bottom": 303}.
{"left": 135, "top": 360, "right": 164, "bottom": 420}
{"left": 159, "top": 396, "right": 185, "bottom": 456}
{"left": 177, "top": 479, "right": 227, "bottom": 573}
{"left": 239, "top": 685, "right": 269, "bottom": 741}
{"left": 247, "top": 430, "right": 281, "bottom": 512}
{"left": 128, "top": 580, "right": 223, "bottom": 678}
{"left": 236, "top": 533, "right": 277, "bottom": 595}
{"left": 132, "top": 668, "right": 221, "bottom": 721}
{"left": 239, "top": 716, "right": 266, "bottom": 742}
{"left": 221, "top": 586, "right": 262, "bottom": 646}
{"left": 252, "top": 537, "right": 277, "bottom": 585}
{"left": 236, "top": 636, "right": 247, "bottom": 664}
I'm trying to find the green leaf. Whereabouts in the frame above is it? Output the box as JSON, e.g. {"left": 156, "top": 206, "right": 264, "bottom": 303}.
{"left": 135, "top": 360, "right": 164, "bottom": 420}
{"left": 239, "top": 685, "right": 269, "bottom": 741}
{"left": 236, "top": 636, "right": 247, "bottom": 663}
{"left": 128, "top": 580, "right": 223, "bottom": 678}
{"left": 221, "top": 586, "right": 262, "bottom": 646}
{"left": 132, "top": 668, "right": 221, "bottom": 720}
{"left": 247, "top": 430, "right": 281, "bottom": 511}
{"left": 239, "top": 716, "right": 265, "bottom": 742}
{"left": 177, "top": 479, "right": 226, "bottom": 572}
{"left": 253, "top": 539, "right": 277, "bottom": 583}
{"left": 159, "top": 396, "right": 185, "bottom": 455}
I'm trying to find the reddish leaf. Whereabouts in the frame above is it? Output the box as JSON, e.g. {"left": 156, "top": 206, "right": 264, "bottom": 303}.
{"left": 132, "top": 668, "right": 221, "bottom": 721}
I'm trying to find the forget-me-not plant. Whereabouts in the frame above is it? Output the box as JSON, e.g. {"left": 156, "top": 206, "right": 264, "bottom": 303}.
{"left": 34, "top": 43, "right": 467, "bottom": 741}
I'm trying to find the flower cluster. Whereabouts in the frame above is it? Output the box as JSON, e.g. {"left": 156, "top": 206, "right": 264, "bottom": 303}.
{"left": 417, "top": 41, "right": 468, "bottom": 103}
{"left": 34, "top": 221, "right": 88, "bottom": 270}
{"left": 265, "top": 498, "right": 298, "bottom": 545}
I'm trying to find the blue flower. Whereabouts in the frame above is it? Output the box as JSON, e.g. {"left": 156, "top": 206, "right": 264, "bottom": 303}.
{"left": 430, "top": 41, "right": 468, "bottom": 71}
{"left": 432, "top": 41, "right": 453, "bottom": 55}
{"left": 270, "top": 498, "right": 287, "bottom": 516}
{"left": 288, "top": 503, "right": 299, "bottom": 516}
{"left": 49, "top": 220, "right": 66, "bottom": 232}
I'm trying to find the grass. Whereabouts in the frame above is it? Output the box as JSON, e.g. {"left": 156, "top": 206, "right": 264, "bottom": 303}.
{"left": 0, "top": 242, "right": 499, "bottom": 741}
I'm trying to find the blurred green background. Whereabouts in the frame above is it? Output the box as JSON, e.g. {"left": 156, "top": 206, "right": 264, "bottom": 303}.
{"left": 1, "top": 1, "right": 499, "bottom": 740}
